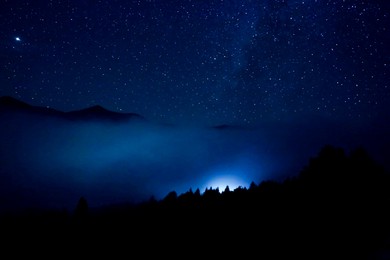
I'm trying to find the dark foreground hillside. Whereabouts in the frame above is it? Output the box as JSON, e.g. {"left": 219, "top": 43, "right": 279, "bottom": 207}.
{"left": 1, "top": 145, "right": 390, "bottom": 259}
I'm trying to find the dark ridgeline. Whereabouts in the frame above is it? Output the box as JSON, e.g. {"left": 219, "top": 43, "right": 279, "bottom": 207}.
{"left": 0, "top": 95, "right": 144, "bottom": 122}
{"left": 0, "top": 145, "right": 389, "bottom": 259}
{"left": 64, "top": 105, "right": 144, "bottom": 122}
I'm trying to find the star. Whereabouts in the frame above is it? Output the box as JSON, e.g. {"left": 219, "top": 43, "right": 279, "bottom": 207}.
{"left": 15, "top": 37, "right": 21, "bottom": 42}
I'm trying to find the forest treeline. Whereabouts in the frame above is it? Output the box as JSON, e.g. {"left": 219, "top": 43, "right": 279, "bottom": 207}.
{"left": 1, "top": 144, "right": 390, "bottom": 258}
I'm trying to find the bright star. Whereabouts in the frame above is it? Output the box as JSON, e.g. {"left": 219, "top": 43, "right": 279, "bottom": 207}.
{"left": 15, "top": 37, "right": 21, "bottom": 42}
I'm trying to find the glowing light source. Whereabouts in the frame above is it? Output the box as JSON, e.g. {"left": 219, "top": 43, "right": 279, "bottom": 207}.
{"left": 201, "top": 157, "right": 261, "bottom": 193}
{"left": 206, "top": 175, "right": 248, "bottom": 193}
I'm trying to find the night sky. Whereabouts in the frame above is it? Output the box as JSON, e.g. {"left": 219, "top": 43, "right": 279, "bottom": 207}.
{"left": 0, "top": 0, "right": 390, "bottom": 211}
{"left": 1, "top": 0, "right": 389, "bottom": 126}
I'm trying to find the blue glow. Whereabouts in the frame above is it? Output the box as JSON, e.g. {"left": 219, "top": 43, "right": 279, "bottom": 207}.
{"left": 206, "top": 175, "right": 247, "bottom": 192}
{"left": 15, "top": 37, "right": 21, "bottom": 41}
{"left": 200, "top": 156, "right": 261, "bottom": 193}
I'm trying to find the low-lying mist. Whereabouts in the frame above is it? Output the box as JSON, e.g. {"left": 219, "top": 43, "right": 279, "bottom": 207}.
{"left": 0, "top": 111, "right": 388, "bottom": 213}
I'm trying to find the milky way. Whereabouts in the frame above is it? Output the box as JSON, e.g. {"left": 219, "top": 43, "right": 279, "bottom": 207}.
{"left": 0, "top": 0, "right": 388, "bottom": 126}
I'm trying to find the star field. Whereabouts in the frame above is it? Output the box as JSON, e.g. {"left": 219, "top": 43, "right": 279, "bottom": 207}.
{"left": 0, "top": 0, "right": 389, "bottom": 125}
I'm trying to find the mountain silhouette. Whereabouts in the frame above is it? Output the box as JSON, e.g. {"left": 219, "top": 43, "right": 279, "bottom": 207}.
{"left": 65, "top": 105, "right": 144, "bottom": 122}
{"left": 0, "top": 96, "right": 31, "bottom": 110}
{"left": 0, "top": 96, "right": 144, "bottom": 122}
{"left": 0, "top": 96, "right": 64, "bottom": 117}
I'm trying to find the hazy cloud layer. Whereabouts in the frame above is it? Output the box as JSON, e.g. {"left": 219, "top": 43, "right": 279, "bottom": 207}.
{"left": 0, "top": 111, "right": 388, "bottom": 212}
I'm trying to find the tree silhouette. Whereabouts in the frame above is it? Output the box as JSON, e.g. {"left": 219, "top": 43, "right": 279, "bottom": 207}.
{"left": 2, "top": 144, "right": 390, "bottom": 259}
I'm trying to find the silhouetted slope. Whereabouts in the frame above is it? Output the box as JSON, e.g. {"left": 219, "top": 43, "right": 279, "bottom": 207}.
{"left": 133, "top": 145, "right": 390, "bottom": 258}
{"left": 0, "top": 95, "right": 144, "bottom": 122}
{"left": 64, "top": 105, "right": 144, "bottom": 122}
{"left": 1, "top": 145, "right": 389, "bottom": 258}
{"left": 0, "top": 96, "right": 63, "bottom": 117}
{"left": 0, "top": 96, "right": 31, "bottom": 110}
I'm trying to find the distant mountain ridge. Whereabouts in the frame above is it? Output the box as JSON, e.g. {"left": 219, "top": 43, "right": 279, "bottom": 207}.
{"left": 0, "top": 96, "right": 247, "bottom": 128}
{"left": 0, "top": 96, "right": 31, "bottom": 109}
{"left": 65, "top": 105, "right": 144, "bottom": 121}
{"left": 0, "top": 96, "right": 144, "bottom": 122}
